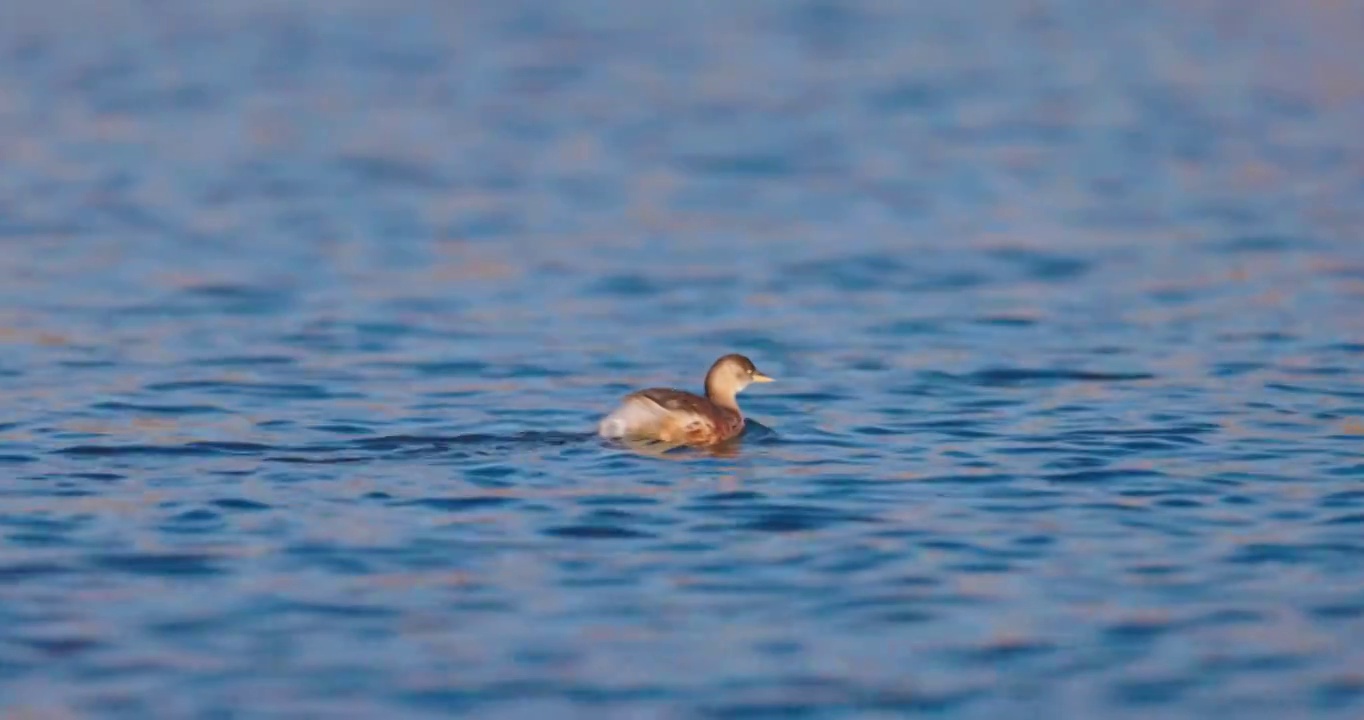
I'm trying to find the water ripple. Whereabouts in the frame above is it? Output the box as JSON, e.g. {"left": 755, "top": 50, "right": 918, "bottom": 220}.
{"left": 1, "top": 1, "right": 1362, "bottom": 717}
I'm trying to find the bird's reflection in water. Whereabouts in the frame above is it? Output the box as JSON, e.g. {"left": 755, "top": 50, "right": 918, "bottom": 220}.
{"left": 614, "top": 435, "right": 746, "bottom": 460}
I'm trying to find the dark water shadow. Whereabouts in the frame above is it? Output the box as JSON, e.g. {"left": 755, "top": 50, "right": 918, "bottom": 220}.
{"left": 51, "top": 421, "right": 782, "bottom": 464}
{"left": 267, "top": 430, "right": 599, "bottom": 463}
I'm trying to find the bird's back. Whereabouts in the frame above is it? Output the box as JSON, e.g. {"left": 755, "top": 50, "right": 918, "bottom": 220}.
{"left": 599, "top": 387, "right": 743, "bottom": 444}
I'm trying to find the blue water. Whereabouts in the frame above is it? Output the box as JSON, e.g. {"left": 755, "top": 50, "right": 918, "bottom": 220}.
{"left": 3, "top": 0, "right": 1364, "bottom": 717}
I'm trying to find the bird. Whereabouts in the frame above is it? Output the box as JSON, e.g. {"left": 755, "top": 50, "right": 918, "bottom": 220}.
{"left": 598, "top": 354, "right": 774, "bottom": 447}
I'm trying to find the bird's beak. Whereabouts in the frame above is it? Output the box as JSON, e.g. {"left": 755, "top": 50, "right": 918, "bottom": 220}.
{"left": 751, "top": 371, "right": 775, "bottom": 383}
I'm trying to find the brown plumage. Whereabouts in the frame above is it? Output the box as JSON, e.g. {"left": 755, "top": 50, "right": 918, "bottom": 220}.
{"left": 598, "top": 354, "right": 774, "bottom": 446}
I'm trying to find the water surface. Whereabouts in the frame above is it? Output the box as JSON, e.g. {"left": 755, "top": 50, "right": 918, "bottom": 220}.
{"left": 2, "top": 1, "right": 1364, "bottom": 717}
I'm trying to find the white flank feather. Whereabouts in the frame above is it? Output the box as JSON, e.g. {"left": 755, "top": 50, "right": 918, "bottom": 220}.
{"left": 597, "top": 396, "right": 670, "bottom": 439}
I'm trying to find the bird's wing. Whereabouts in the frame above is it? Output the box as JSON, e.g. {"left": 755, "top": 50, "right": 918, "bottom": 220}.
{"left": 631, "top": 388, "right": 716, "bottom": 417}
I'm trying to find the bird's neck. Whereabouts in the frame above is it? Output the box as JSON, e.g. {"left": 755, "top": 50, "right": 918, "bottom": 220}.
{"left": 705, "top": 380, "right": 741, "bottom": 412}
